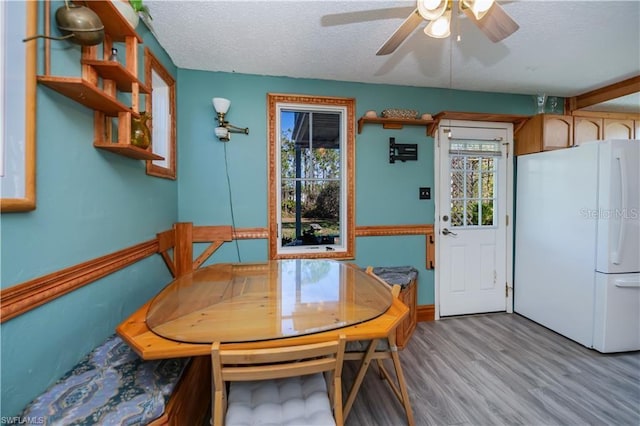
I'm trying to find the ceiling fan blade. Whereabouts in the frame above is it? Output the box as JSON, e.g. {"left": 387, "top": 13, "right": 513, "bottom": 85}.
{"left": 463, "top": 2, "right": 519, "bottom": 43}
{"left": 376, "top": 9, "right": 423, "bottom": 56}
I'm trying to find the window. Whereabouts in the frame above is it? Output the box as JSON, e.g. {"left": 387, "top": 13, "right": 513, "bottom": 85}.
{"left": 267, "top": 94, "right": 355, "bottom": 259}
{"left": 144, "top": 48, "right": 176, "bottom": 179}
{"left": 449, "top": 140, "right": 501, "bottom": 227}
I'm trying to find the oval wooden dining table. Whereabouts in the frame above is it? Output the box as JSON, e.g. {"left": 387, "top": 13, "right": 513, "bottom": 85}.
{"left": 145, "top": 259, "right": 393, "bottom": 344}
{"left": 116, "top": 260, "right": 412, "bottom": 424}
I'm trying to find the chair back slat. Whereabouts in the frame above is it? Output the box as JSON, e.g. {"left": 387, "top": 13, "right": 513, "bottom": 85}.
{"left": 223, "top": 358, "right": 337, "bottom": 381}
{"left": 211, "top": 335, "right": 346, "bottom": 426}
{"left": 220, "top": 340, "right": 339, "bottom": 364}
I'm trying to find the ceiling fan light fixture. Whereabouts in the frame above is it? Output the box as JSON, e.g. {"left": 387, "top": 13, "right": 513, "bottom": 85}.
{"left": 462, "top": 0, "right": 494, "bottom": 20}
{"left": 424, "top": 9, "right": 451, "bottom": 38}
{"left": 417, "top": 0, "right": 447, "bottom": 21}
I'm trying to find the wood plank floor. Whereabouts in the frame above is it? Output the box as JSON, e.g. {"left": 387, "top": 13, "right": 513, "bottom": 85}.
{"left": 343, "top": 313, "right": 640, "bottom": 426}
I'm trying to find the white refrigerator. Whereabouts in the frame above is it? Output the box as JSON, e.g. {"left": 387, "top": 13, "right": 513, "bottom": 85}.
{"left": 514, "top": 139, "right": 640, "bottom": 353}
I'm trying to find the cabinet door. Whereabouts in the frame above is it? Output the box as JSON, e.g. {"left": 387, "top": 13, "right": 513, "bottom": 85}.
{"left": 603, "top": 119, "right": 634, "bottom": 139}
{"left": 574, "top": 116, "right": 603, "bottom": 145}
{"left": 543, "top": 115, "right": 573, "bottom": 150}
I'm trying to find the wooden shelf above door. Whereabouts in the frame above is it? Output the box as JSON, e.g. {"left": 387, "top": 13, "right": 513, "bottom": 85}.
{"left": 427, "top": 111, "right": 531, "bottom": 136}
{"left": 357, "top": 116, "right": 434, "bottom": 135}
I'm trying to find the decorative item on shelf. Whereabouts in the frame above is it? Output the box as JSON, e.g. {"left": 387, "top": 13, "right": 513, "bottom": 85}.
{"left": 22, "top": 0, "right": 104, "bottom": 46}
{"left": 131, "top": 112, "right": 152, "bottom": 149}
{"left": 381, "top": 108, "right": 419, "bottom": 119}
{"left": 109, "top": 48, "right": 118, "bottom": 62}
{"left": 212, "top": 97, "right": 249, "bottom": 142}
{"left": 129, "top": 0, "right": 153, "bottom": 28}
{"left": 109, "top": 0, "right": 139, "bottom": 29}
{"left": 364, "top": 110, "right": 377, "bottom": 118}
{"left": 421, "top": 113, "right": 433, "bottom": 121}
{"left": 534, "top": 93, "right": 547, "bottom": 114}
{"left": 547, "top": 96, "right": 561, "bottom": 114}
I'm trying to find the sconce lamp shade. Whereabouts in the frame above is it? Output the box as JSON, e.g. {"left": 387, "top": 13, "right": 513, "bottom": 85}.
{"left": 212, "top": 97, "right": 231, "bottom": 114}
{"left": 215, "top": 126, "right": 229, "bottom": 139}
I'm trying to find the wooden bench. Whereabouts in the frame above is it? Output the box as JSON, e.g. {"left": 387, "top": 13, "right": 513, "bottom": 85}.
{"left": 20, "top": 334, "right": 210, "bottom": 426}
{"left": 367, "top": 266, "right": 418, "bottom": 349}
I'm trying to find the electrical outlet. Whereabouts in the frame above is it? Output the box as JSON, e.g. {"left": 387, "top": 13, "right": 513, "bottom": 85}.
{"left": 419, "top": 187, "right": 431, "bottom": 200}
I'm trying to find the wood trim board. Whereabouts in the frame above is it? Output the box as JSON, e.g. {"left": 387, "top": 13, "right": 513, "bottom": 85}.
{"left": 1, "top": 223, "right": 434, "bottom": 323}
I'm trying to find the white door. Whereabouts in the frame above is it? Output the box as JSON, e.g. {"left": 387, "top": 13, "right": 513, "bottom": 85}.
{"left": 435, "top": 123, "right": 512, "bottom": 317}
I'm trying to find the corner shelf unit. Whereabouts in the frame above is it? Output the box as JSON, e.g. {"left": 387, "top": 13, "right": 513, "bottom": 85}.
{"left": 37, "top": 1, "right": 162, "bottom": 162}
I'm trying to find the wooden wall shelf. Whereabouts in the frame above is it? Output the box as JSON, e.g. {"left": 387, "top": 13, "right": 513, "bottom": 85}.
{"left": 37, "top": 76, "right": 132, "bottom": 116}
{"left": 358, "top": 112, "right": 531, "bottom": 138}
{"left": 82, "top": 60, "right": 150, "bottom": 94}
{"left": 427, "top": 111, "right": 531, "bottom": 136}
{"left": 94, "top": 142, "right": 163, "bottom": 160}
{"left": 357, "top": 116, "right": 434, "bottom": 135}
{"left": 73, "top": 0, "right": 141, "bottom": 43}
{"left": 40, "top": 1, "right": 163, "bottom": 163}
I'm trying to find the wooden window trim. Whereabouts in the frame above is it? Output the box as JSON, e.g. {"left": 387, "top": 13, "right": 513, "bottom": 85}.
{"left": 267, "top": 93, "right": 356, "bottom": 260}
{"left": 144, "top": 47, "right": 177, "bottom": 179}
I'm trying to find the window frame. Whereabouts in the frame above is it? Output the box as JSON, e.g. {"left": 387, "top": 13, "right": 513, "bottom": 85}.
{"left": 267, "top": 93, "right": 355, "bottom": 260}
{"left": 144, "top": 47, "right": 177, "bottom": 179}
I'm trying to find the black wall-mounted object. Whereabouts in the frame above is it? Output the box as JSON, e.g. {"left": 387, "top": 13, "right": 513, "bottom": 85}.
{"left": 419, "top": 187, "right": 431, "bottom": 200}
{"left": 389, "top": 137, "right": 418, "bottom": 164}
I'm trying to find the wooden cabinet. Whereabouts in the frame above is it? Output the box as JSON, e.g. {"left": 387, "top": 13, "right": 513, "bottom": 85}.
{"left": 515, "top": 114, "right": 573, "bottom": 155}
{"left": 574, "top": 116, "right": 603, "bottom": 145}
{"left": 37, "top": 1, "right": 162, "bottom": 161}
{"left": 604, "top": 118, "right": 635, "bottom": 139}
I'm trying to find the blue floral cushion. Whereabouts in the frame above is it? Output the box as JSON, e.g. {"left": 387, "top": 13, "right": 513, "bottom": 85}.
{"left": 21, "top": 335, "right": 189, "bottom": 426}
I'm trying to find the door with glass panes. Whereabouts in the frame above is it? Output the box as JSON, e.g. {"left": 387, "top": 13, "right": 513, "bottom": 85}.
{"left": 436, "top": 125, "right": 510, "bottom": 317}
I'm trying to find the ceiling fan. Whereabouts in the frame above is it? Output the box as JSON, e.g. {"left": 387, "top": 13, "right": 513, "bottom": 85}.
{"left": 377, "top": 0, "right": 519, "bottom": 55}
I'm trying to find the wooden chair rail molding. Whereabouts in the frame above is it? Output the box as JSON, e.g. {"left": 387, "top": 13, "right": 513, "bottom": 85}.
{"left": 0, "top": 223, "right": 435, "bottom": 323}
{"left": 0, "top": 240, "right": 159, "bottom": 323}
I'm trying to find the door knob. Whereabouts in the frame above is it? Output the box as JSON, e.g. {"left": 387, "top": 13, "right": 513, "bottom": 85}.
{"left": 442, "top": 228, "right": 457, "bottom": 236}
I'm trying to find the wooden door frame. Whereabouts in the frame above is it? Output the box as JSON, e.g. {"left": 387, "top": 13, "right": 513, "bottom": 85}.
{"left": 433, "top": 120, "right": 515, "bottom": 320}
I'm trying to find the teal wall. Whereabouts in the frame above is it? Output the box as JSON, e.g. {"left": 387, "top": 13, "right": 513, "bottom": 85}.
{"left": 0, "top": 3, "right": 178, "bottom": 417}
{"left": 176, "top": 70, "right": 534, "bottom": 307}
{"left": 1, "top": 1, "right": 537, "bottom": 418}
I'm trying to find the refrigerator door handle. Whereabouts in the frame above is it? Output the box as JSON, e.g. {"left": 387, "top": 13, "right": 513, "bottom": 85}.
{"left": 615, "top": 278, "right": 640, "bottom": 288}
{"left": 611, "top": 155, "right": 626, "bottom": 265}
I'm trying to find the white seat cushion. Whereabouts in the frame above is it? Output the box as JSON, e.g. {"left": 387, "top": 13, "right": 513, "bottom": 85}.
{"left": 226, "top": 373, "right": 336, "bottom": 426}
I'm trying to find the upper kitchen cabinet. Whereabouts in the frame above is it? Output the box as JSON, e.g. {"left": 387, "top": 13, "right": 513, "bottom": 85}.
{"left": 574, "top": 116, "right": 603, "bottom": 145}
{"left": 514, "top": 114, "right": 573, "bottom": 156}
{"left": 603, "top": 118, "right": 635, "bottom": 139}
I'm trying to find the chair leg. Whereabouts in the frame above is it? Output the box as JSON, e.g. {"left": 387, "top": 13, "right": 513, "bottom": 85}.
{"left": 343, "top": 339, "right": 378, "bottom": 420}
{"left": 389, "top": 343, "right": 415, "bottom": 426}
{"left": 375, "top": 359, "right": 385, "bottom": 379}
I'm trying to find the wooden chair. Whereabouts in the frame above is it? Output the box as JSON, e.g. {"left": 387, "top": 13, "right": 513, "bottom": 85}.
{"left": 343, "top": 267, "right": 415, "bottom": 426}
{"left": 211, "top": 335, "right": 346, "bottom": 426}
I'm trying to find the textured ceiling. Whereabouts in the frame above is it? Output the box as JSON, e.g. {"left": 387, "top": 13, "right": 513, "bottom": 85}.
{"left": 145, "top": 0, "right": 640, "bottom": 111}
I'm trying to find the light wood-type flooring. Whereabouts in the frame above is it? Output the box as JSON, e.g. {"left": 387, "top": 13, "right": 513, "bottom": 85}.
{"left": 344, "top": 313, "right": 640, "bottom": 426}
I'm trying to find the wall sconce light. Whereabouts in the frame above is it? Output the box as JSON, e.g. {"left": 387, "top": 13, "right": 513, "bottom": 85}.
{"left": 212, "top": 97, "right": 249, "bottom": 142}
